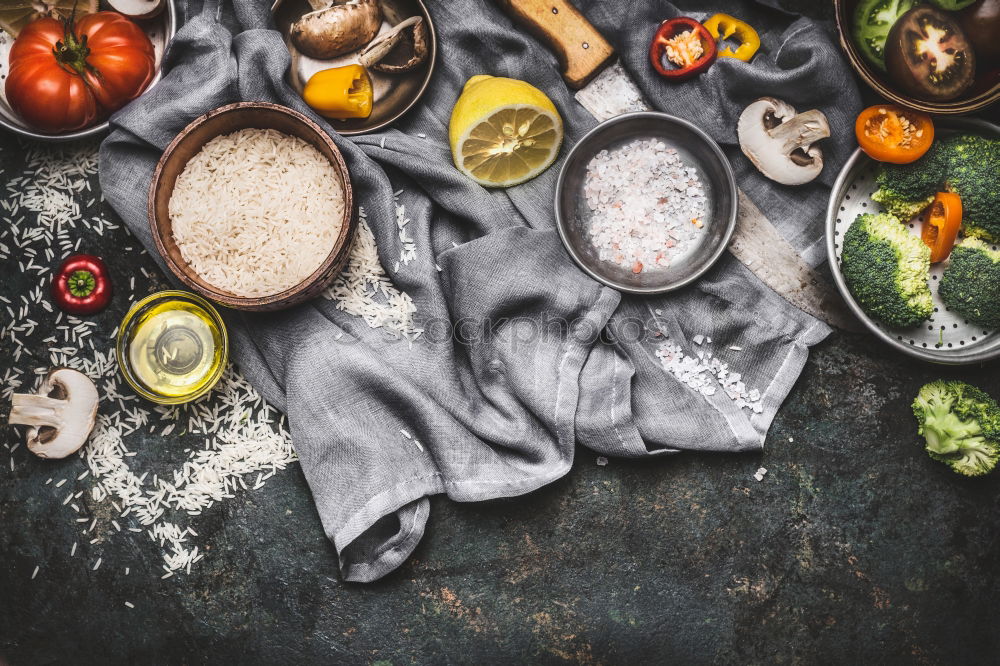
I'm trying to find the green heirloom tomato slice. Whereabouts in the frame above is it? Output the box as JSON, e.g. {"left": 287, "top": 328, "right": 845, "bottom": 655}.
{"left": 852, "top": 0, "right": 918, "bottom": 71}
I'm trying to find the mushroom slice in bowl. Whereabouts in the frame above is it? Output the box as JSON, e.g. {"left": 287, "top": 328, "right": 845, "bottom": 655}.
{"left": 359, "top": 15, "right": 429, "bottom": 74}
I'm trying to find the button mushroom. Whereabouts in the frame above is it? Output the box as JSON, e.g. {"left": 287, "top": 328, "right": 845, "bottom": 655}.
{"left": 737, "top": 97, "right": 831, "bottom": 186}
{"left": 106, "top": 0, "right": 166, "bottom": 20}
{"left": 8, "top": 368, "right": 99, "bottom": 460}
{"left": 359, "top": 16, "right": 429, "bottom": 74}
{"left": 291, "top": 0, "right": 383, "bottom": 60}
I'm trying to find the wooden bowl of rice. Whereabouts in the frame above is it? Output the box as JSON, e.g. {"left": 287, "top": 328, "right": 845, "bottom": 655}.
{"left": 148, "top": 101, "right": 357, "bottom": 311}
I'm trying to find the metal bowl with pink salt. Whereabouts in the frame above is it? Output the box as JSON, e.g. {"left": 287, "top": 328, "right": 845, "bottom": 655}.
{"left": 554, "top": 112, "right": 737, "bottom": 294}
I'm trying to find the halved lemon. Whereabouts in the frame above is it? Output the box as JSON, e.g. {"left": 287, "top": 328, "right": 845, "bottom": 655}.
{"left": 449, "top": 75, "right": 563, "bottom": 188}
{"left": 0, "top": 0, "right": 98, "bottom": 39}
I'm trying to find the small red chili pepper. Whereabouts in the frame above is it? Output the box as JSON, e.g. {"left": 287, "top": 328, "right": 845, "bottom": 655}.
{"left": 51, "top": 254, "right": 113, "bottom": 315}
{"left": 649, "top": 17, "right": 717, "bottom": 81}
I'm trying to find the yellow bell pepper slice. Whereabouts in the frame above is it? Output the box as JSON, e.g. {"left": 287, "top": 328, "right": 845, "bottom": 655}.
{"left": 303, "top": 64, "right": 373, "bottom": 120}
{"left": 703, "top": 13, "right": 761, "bottom": 62}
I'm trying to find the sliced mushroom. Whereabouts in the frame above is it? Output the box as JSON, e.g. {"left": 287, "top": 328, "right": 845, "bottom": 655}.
{"left": 290, "top": 0, "right": 382, "bottom": 60}
{"left": 8, "top": 368, "right": 99, "bottom": 460}
{"left": 107, "top": 0, "right": 166, "bottom": 19}
{"left": 737, "top": 97, "right": 830, "bottom": 186}
{"left": 359, "top": 16, "right": 429, "bottom": 74}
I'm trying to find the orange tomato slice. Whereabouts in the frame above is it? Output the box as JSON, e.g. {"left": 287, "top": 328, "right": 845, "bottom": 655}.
{"left": 921, "top": 192, "right": 962, "bottom": 263}
{"left": 855, "top": 105, "right": 934, "bottom": 164}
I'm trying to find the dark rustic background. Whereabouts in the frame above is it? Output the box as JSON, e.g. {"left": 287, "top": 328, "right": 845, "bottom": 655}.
{"left": 2, "top": 1, "right": 999, "bottom": 663}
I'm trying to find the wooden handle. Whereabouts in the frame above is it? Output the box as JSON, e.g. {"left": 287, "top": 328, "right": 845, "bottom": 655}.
{"left": 496, "top": 0, "right": 615, "bottom": 89}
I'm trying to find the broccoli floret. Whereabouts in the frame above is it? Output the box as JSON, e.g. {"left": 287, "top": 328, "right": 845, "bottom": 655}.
{"left": 938, "top": 238, "right": 1000, "bottom": 329}
{"left": 912, "top": 380, "right": 1000, "bottom": 477}
{"left": 841, "top": 212, "right": 933, "bottom": 328}
{"left": 871, "top": 140, "right": 947, "bottom": 220}
{"left": 942, "top": 134, "right": 1000, "bottom": 242}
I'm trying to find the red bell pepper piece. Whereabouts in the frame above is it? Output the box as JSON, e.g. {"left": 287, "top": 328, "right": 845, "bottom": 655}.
{"left": 51, "top": 254, "right": 113, "bottom": 315}
{"left": 649, "top": 17, "right": 717, "bottom": 81}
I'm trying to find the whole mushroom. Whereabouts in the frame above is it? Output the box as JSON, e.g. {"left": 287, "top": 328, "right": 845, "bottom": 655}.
{"left": 8, "top": 368, "right": 99, "bottom": 460}
{"left": 291, "top": 0, "right": 382, "bottom": 60}
{"left": 737, "top": 97, "right": 831, "bottom": 186}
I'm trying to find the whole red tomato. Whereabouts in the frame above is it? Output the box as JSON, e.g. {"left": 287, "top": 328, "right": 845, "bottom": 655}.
{"left": 5, "top": 12, "right": 155, "bottom": 133}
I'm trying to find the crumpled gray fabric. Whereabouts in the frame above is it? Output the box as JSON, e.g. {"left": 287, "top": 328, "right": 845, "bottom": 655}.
{"left": 583, "top": 0, "right": 863, "bottom": 266}
{"left": 100, "top": 0, "right": 843, "bottom": 582}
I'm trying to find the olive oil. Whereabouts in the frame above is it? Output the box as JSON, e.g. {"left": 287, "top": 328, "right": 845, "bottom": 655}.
{"left": 117, "top": 291, "right": 228, "bottom": 404}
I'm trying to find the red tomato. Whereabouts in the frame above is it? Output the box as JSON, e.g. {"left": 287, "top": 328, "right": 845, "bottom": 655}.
{"left": 5, "top": 12, "right": 155, "bottom": 133}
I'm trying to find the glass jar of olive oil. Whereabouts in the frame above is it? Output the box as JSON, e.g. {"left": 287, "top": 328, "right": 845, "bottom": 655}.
{"left": 116, "top": 291, "right": 228, "bottom": 404}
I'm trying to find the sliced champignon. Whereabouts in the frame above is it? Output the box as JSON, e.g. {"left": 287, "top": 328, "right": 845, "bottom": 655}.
{"left": 359, "top": 16, "right": 429, "bottom": 74}
{"left": 106, "top": 0, "right": 166, "bottom": 19}
{"left": 8, "top": 368, "right": 98, "bottom": 460}
{"left": 290, "top": 0, "right": 382, "bottom": 60}
{"left": 737, "top": 97, "right": 830, "bottom": 186}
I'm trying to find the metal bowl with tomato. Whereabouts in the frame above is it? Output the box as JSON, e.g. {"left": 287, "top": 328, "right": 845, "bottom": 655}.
{"left": 834, "top": 0, "right": 1000, "bottom": 114}
{"left": 0, "top": 0, "right": 177, "bottom": 142}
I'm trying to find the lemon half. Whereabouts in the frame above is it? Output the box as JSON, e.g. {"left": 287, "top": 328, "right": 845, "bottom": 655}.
{"left": 0, "top": 0, "right": 98, "bottom": 38}
{"left": 449, "top": 75, "right": 563, "bottom": 188}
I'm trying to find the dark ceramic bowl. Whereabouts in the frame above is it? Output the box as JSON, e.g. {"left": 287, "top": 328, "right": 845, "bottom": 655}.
{"left": 834, "top": 0, "right": 1000, "bottom": 115}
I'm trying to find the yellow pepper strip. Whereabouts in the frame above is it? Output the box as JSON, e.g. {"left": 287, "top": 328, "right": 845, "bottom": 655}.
{"left": 303, "top": 64, "right": 373, "bottom": 120}
{"left": 703, "top": 13, "right": 760, "bottom": 62}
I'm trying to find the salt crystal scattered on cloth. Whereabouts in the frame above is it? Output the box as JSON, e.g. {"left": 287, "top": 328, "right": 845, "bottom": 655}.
{"left": 583, "top": 138, "right": 706, "bottom": 274}
{"left": 753, "top": 467, "right": 768, "bottom": 481}
{"left": 655, "top": 338, "right": 764, "bottom": 413}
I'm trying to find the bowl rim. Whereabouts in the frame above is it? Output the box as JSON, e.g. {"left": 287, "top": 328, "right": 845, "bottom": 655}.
{"left": 553, "top": 111, "right": 738, "bottom": 295}
{"left": 825, "top": 116, "right": 1000, "bottom": 365}
{"left": 147, "top": 100, "right": 355, "bottom": 310}
{"left": 114, "top": 289, "right": 230, "bottom": 404}
{"left": 833, "top": 0, "right": 1000, "bottom": 115}
{"left": 269, "top": 0, "right": 437, "bottom": 135}
{"left": 0, "top": 0, "right": 178, "bottom": 142}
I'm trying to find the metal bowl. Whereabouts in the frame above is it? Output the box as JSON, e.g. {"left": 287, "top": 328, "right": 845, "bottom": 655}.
{"left": 833, "top": 0, "right": 1000, "bottom": 115}
{"left": 147, "top": 102, "right": 358, "bottom": 311}
{"left": 0, "top": 0, "right": 178, "bottom": 142}
{"left": 554, "top": 112, "right": 737, "bottom": 295}
{"left": 826, "top": 117, "right": 1000, "bottom": 365}
{"left": 271, "top": 0, "right": 436, "bottom": 135}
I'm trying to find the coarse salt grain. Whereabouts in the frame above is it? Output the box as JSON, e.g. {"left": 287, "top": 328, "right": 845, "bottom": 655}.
{"left": 655, "top": 338, "right": 764, "bottom": 413}
{"left": 583, "top": 138, "right": 706, "bottom": 273}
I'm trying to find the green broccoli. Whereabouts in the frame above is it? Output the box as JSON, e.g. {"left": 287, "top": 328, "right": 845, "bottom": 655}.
{"left": 938, "top": 238, "right": 1000, "bottom": 329}
{"left": 870, "top": 134, "right": 1000, "bottom": 234}
{"left": 912, "top": 380, "right": 1000, "bottom": 477}
{"left": 941, "top": 134, "right": 1000, "bottom": 242}
{"left": 871, "top": 140, "right": 947, "bottom": 220}
{"left": 841, "top": 212, "right": 933, "bottom": 328}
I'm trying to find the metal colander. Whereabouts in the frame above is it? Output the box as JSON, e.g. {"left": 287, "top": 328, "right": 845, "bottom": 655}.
{"left": 826, "top": 118, "right": 1000, "bottom": 365}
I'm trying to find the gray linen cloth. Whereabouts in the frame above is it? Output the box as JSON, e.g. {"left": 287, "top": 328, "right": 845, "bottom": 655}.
{"left": 100, "top": 0, "right": 855, "bottom": 581}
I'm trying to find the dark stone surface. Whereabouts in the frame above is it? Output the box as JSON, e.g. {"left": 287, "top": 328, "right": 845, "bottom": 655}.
{"left": 2, "top": 2, "right": 999, "bottom": 663}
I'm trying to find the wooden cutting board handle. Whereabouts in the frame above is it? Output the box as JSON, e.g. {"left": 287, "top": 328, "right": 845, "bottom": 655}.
{"left": 495, "top": 0, "right": 616, "bottom": 89}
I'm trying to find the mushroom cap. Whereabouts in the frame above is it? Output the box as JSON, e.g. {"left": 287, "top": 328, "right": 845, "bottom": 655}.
{"left": 737, "top": 97, "right": 831, "bottom": 186}
{"left": 106, "top": 0, "right": 165, "bottom": 20}
{"left": 290, "top": 0, "right": 383, "bottom": 60}
{"left": 8, "top": 368, "right": 99, "bottom": 460}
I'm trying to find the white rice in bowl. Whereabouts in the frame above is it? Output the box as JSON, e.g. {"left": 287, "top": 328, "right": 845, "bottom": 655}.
{"left": 168, "top": 128, "right": 345, "bottom": 298}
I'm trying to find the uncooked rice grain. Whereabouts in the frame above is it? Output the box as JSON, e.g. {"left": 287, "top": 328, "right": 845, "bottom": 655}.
{"left": 169, "top": 129, "right": 345, "bottom": 297}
